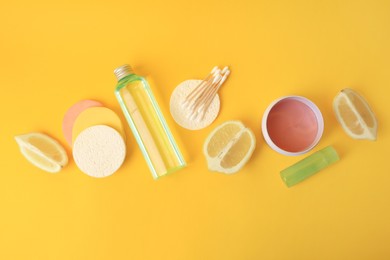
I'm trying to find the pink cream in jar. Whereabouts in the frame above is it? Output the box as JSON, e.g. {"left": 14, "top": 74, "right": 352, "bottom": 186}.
{"left": 262, "top": 96, "right": 324, "bottom": 156}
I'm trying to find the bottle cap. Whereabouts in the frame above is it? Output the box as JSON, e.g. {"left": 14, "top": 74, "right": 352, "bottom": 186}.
{"left": 320, "top": 146, "right": 339, "bottom": 165}
{"left": 114, "top": 64, "right": 134, "bottom": 81}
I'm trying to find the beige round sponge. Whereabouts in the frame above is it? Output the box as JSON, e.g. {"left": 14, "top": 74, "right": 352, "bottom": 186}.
{"left": 73, "top": 125, "right": 126, "bottom": 178}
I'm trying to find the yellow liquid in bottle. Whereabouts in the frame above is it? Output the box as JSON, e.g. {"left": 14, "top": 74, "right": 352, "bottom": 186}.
{"left": 119, "top": 80, "right": 184, "bottom": 178}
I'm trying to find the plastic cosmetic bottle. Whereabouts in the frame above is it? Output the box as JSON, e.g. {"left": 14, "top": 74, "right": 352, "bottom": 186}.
{"left": 114, "top": 64, "right": 186, "bottom": 179}
{"left": 280, "top": 146, "right": 339, "bottom": 187}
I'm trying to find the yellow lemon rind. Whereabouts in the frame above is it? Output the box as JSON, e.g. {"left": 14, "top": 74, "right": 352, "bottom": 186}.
{"left": 333, "top": 89, "right": 377, "bottom": 141}
{"left": 203, "top": 121, "right": 256, "bottom": 174}
{"left": 15, "top": 133, "right": 68, "bottom": 173}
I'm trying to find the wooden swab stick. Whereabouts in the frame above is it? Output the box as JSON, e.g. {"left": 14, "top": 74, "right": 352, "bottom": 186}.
{"left": 199, "top": 69, "right": 230, "bottom": 121}
{"left": 198, "top": 67, "right": 228, "bottom": 111}
{"left": 182, "top": 66, "right": 219, "bottom": 107}
{"left": 189, "top": 74, "right": 222, "bottom": 120}
{"left": 182, "top": 66, "right": 230, "bottom": 122}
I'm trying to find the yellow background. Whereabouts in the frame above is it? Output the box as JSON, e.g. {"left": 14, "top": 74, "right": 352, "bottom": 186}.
{"left": 1, "top": 0, "right": 389, "bottom": 259}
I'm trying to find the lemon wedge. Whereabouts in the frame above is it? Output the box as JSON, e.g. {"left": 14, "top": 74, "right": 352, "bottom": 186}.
{"left": 333, "top": 88, "right": 378, "bottom": 141}
{"left": 15, "top": 133, "right": 68, "bottom": 173}
{"left": 203, "top": 121, "right": 256, "bottom": 174}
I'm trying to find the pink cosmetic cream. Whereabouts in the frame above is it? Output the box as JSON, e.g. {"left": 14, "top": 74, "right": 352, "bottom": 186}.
{"left": 262, "top": 96, "right": 324, "bottom": 156}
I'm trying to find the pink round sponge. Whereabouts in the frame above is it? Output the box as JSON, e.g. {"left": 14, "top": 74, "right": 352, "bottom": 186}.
{"left": 62, "top": 100, "right": 103, "bottom": 146}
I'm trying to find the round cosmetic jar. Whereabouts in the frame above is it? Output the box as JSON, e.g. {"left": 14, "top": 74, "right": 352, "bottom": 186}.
{"left": 262, "top": 96, "right": 324, "bottom": 156}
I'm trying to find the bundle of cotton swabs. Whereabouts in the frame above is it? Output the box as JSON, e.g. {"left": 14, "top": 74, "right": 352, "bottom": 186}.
{"left": 182, "top": 66, "right": 230, "bottom": 122}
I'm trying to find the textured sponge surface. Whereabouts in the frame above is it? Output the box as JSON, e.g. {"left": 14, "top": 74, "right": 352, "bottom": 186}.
{"left": 73, "top": 125, "right": 126, "bottom": 178}
{"left": 72, "top": 107, "right": 126, "bottom": 144}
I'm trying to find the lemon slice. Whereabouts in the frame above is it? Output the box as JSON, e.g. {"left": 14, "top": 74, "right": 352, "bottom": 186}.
{"left": 333, "top": 88, "right": 378, "bottom": 140}
{"left": 15, "top": 133, "right": 68, "bottom": 173}
{"left": 203, "top": 121, "right": 256, "bottom": 174}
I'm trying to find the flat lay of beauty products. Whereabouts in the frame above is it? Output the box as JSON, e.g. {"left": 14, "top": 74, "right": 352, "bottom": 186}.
{"left": 15, "top": 64, "right": 378, "bottom": 187}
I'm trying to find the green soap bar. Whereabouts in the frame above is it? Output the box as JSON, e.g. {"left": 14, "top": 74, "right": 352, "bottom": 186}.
{"left": 280, "top": 146, "right": 340, "bottom": 187}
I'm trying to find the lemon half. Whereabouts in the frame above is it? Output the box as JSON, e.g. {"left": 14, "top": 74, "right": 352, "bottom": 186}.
{"left": 15, "top": 133, "right": 68, "bottom": 173}
{"left": 203, "top": 121, "right": 256, "bottom": 174}
{"left": 333, "top": 88, "right": 378, "bottom": 141}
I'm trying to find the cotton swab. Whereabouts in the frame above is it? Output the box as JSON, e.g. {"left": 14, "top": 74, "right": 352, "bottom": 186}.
{"left": 182, "top": 66, "right": 219, "bottom": 108}
{"left": 183, "top": 66, "right": 230, "bottom": 121}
